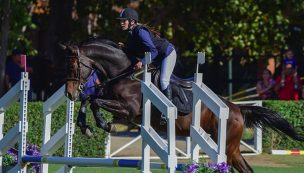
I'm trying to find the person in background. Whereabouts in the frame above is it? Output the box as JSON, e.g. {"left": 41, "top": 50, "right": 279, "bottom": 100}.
{"left": 274, "top": 61, "right": 303, "bottom": 100}
{"left": 256, "top": 69, "right": 276, "bottom": 100}
{"left": 117, "top": 8, "right": 176, "bottom": 101}
{"left": 280, "top": 50, "right": 298, "bottom": 88}
{"left": 5, "top": 49, "right": 33, "bottom": 90}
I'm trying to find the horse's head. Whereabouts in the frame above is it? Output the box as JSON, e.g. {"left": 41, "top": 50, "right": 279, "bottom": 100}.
{"left": 61, "top": 44, "right": 95, "bottom": 101}
{"left": 61, "top": 38, "right": 132, "bottom": 100}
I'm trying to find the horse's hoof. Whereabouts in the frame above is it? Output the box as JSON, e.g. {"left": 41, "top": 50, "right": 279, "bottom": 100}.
{"left": 110, "top": 124, "right": 117, "bottom": 133}
{"left": 106, "top": 123, "right": 117, "bottom": 133}
{"left": 80, "top": 126, "right": 93, "bottom": 138}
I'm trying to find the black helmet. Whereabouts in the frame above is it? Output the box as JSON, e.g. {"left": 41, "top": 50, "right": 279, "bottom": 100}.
{"left": 117, "top": 8, "right": 138, "bottom": 21}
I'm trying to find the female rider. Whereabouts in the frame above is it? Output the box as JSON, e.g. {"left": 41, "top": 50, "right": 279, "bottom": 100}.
{"left": 117, "top": 8, "right": 176, "bottom": 100}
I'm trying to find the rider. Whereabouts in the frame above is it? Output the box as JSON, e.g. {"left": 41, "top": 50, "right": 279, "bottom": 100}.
{"left": 117, "top": 8, "right": 177, "bottom": 100}
{"left": 77, "top": 70, "right": 111, "bottom": 136}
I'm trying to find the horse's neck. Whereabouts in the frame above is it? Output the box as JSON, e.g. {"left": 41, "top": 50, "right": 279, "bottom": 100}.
{"left": 83, "top": 43, "right": 131, "bottom": 78}
{"left": 87, "top": 48, "right": 131, "bottom": 78}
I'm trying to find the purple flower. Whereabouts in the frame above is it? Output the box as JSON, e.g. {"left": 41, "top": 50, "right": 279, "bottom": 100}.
{"left": 6, "top": 143, "right": 41, "bottom": 173}
{"left": 184, "top": 161, "right": 231, "bottom": 173}
{"left": 183, "top": 163, "right": 199, "bottom": 173}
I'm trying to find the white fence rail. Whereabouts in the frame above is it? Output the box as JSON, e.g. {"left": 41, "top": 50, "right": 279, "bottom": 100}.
{"left": 0, "top": 72, "right": 29, "bottom": 173}
{"left": 41, "top": 85, "right": 75, "bottom": 173}
{"left": 190, "top": 52, "right": 229, "bottom": 163}
{"left": 140, "top": 52, "right": 177, "bottom": 173}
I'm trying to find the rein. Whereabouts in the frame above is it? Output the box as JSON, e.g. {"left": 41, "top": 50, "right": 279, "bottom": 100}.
{"left": 66, "top": 45, "right": 157, "bottom": 91}
{"left": 99, "top": 66, "right": 158, "bottom": 87}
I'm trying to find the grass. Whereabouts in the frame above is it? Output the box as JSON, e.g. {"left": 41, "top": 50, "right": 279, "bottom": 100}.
{"left": 253, "top": 167, "right": 304, "bottom": 173}
{"left": 49, "top": 165, "right": 180, "bottom": 173}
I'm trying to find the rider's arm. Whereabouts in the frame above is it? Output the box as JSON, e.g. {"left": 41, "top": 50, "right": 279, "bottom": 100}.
{"left": 137, "top": 29, "right": 158, "bottom": 64}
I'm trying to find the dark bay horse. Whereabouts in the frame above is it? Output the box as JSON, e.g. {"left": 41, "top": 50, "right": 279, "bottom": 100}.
{"left": 62, "top": 38, "right": 304, "bottom": 173}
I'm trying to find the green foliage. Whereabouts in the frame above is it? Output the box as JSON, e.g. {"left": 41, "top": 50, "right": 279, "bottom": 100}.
{"left": 2, "top": 154, "right": 15, "bottom": 167}
{"left": 133, "top": 1, "right": 292, "bottom": 60}
{"left": 3, "top": 0, "right": 304, "bottom": 61}
{"left": 4, "top": 102, "right": 109, "bottom": 157}
{"left": 263, "top": 100, "right": 304, "bottom": 152}
{"left": 0, "top": 0, "right": 37, "bottom": 56}
{"left": 64, "top": 0, "right": 304, "bottom": 62}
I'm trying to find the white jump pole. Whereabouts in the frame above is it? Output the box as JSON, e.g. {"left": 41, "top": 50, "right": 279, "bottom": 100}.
{"left": 0, "top": 72, "right": 30, "bottom": 173}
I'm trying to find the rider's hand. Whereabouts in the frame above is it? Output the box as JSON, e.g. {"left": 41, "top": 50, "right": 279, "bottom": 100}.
{"left": 118, "top": 42, "right": 125, "bottom": 48}
{"left": 134, "top": 61, "right": 143, "bottom": 70}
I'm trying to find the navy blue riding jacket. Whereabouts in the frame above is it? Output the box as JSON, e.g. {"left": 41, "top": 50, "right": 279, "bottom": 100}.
{"left": 125, "top": 25, "right": 174, "bottom": 64}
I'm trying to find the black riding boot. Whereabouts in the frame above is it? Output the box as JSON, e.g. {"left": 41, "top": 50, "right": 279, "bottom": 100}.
{"left": 160, "top": 85, "right": 172, "bottom": 125}
{"left": 162, "top": 85, "right": 172, "bottom": 101}
{"left": 90, "top": 104, "right": 112, "bottom": 133}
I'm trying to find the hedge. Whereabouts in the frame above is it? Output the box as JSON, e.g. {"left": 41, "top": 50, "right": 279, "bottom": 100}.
{"left": 3, "top": 102, "right": 111, "bottom": 157}
{"left": 263, "top": 100, "right": 304, "bottom": 152}
{"left": 2, "top": 101, "right": 304, "bottom": 156}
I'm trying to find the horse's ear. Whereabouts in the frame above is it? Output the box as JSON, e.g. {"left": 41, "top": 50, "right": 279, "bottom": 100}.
{"left": 58, "top": 43, "right": 67, "bottom": 50}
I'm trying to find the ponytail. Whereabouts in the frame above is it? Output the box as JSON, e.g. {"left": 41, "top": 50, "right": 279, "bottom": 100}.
{"left": 138, "top": 23, "right": 161, "bottom": 38}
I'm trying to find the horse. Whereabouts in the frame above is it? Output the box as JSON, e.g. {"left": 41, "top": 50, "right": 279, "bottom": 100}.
{"left": 62, "top": 37, "right": 304, "bottom": 173}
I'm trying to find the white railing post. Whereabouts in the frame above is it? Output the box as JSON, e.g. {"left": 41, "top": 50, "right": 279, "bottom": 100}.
{"left": 141, "top": 52, "right": 177, "bottom": 173}
{"left": 17, "top": 72, "right": 30, "bottom": 173}
{"left": 0, "top": 72, "right": 30, "bottom": 173}
{"left": 41, "top": 85, "right": 74, "bottom": 173}
{"left": 190, "top": 52, "right": 228, "bottom": 163}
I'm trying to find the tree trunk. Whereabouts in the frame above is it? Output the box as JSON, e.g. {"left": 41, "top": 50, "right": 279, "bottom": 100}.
{"left": 44, "top": 0, "right": 73, "bottom": 94}
{"left": 0, "top": 0, "right": 11, "bottom": 96}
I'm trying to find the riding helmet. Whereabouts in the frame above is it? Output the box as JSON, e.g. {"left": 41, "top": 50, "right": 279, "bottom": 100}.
{"left": 117, "top": 8, "right": 139, "bottom": 22}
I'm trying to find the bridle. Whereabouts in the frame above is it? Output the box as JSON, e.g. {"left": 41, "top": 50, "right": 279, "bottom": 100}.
{"left": 66, "top": 46, "right": 97, "bottom": 92}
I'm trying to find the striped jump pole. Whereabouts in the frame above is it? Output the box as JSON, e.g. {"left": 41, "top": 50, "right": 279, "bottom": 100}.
{"left": 272, "top": 150, "right": 304, "bottom": 155}
{"left": 22, "top": 156, "right": 185, "bottom": 171}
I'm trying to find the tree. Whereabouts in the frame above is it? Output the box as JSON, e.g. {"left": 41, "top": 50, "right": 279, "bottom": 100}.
{"left": 0, "top": 0, "right": 36, "bottom": 95}
{"left": 0, "top": 0, "right": 10, "bottom": 95}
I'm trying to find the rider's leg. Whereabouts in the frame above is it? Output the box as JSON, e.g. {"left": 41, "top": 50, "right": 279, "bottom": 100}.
{"left": 90, "top": 102, "right": 112, "bottom": 132}
{"left": 160, "top": 49, "right": 177, "bottom": 100}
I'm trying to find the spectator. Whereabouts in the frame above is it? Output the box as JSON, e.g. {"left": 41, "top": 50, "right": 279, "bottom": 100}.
{"left": 280, "top": 50, "right": 298, "bottom": 87}
{"left": 274, "top": 61, "right": 303, "bottom": 100}
{"left": 256, "top": 69, "right": 276, "bottom": 100}
{"left": 5, "top": 49, "right": 33, "bottom": 97}
{"left": 283, "top": 50, "right": 297, "bottom": 69}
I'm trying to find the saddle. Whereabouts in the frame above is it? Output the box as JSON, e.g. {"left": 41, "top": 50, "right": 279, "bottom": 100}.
{"left": 150, "top": 68, "right": 193, "bottom": 114}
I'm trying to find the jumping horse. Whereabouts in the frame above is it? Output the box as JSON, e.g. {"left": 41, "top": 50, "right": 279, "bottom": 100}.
{"left": 62, "top": 37, "right": 304, "bottom": 173}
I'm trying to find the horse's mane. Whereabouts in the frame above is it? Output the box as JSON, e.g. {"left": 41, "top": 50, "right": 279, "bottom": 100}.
{"left": 79, "top": 37, "right": 120, "bottom": 49}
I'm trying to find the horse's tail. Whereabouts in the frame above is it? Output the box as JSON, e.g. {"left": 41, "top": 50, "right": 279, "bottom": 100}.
{"left": 239, "top": 105, "right": 304, "bottom": 141}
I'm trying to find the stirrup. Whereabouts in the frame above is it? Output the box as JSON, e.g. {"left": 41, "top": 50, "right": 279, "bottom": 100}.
{"left": 160, "top": 113, "right": 167, "bottom": 125}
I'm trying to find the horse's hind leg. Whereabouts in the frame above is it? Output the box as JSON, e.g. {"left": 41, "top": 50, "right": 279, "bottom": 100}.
{"left": 232, "top": 151, "right": 254, "bottom": 173}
